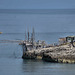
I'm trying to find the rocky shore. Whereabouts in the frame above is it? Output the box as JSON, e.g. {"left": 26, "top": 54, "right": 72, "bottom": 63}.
{"left": 22, "top": 44, "right": 75, "bottom": 64}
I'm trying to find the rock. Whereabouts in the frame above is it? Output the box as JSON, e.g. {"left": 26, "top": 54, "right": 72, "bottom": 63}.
{"left": 22, "top": 44, "right": 75, "bottom": 63}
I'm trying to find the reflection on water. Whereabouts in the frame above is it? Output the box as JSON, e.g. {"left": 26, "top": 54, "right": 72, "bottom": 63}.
{"left": 21, "top": 59, "right": 75, "bottom": 75}
{"left": 22, "top": 59, "right": 41, "bottom": 73}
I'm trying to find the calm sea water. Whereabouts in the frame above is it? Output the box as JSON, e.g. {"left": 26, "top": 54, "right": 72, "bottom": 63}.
{"left": 0, "top": 10, "right": 75, "bottom": 75}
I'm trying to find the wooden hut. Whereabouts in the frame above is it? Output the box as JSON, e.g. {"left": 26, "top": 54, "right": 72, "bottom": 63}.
{"left": 59, "top": 38, "right": 66, "bottom": 45}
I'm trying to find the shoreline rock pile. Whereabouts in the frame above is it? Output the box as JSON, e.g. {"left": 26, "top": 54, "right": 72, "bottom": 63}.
{"left": 22, "top": 44, "right": 75, "bottom": 64}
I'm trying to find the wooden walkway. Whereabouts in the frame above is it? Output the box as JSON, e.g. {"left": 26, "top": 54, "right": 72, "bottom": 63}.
{"left": 0, "top": 40, "right": 23, "bottom": 43}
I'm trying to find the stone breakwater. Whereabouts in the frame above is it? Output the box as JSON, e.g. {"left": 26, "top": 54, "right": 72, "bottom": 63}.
{"left": 22, "top": 44, "right": 75, "bottom": 64}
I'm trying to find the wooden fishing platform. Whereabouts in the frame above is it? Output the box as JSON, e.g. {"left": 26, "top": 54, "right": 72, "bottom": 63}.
{"left": 0, "top": 40, "right": 23, "bottom": 43}
{"left": 22, "top": 30, "right": 75, "bottom": 64}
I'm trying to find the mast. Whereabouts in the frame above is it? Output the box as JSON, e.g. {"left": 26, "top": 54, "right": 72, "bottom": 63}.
{"left": 25, "top": 30, "right": 27, "bottom": 42}
{"left": 32, "top": 27, "right": 35, "bottom": 41}
{"left": 27, "top": 28, "right": 29, "bottom": 42}
{"left": 31, "top": 27, "right": 35, "bottom": 47}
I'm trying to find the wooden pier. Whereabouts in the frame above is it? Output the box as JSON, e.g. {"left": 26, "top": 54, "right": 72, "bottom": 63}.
{"left": 0, "top": 40, "right": 23, "bottom": 43}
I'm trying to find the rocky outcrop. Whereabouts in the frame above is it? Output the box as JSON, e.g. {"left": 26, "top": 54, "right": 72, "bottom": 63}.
{"left": 22, "top": 44, "right": 75, "bottom": 63}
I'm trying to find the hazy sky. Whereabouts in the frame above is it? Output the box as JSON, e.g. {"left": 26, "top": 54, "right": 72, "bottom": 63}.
{"left": 0, "top": 0, "right": 75, "bottom": 9}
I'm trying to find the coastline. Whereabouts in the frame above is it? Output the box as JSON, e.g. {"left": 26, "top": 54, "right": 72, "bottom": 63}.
{"left": 22, "top": 44, "right": 75, "bottom": 64}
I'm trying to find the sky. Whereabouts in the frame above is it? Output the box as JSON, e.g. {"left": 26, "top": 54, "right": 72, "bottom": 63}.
{"left": 0, "top": 0, "right": 75, "bottom": 9}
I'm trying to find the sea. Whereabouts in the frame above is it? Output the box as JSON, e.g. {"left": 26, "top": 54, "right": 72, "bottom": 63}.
{"left": 0, "top": 9, "right": 75, "bottom": 75}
